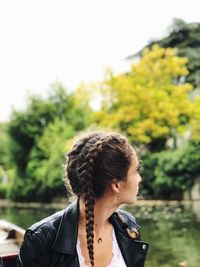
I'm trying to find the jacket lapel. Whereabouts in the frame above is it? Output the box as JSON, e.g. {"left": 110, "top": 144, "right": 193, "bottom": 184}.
{"left": 110, "top": 213, "right": 149, "bottom": 267}
{"left": 51, "top": 201, "right": 148, "bottom": 267}
{"left": 52, "top": 200, "right": 79, "bottom": 254}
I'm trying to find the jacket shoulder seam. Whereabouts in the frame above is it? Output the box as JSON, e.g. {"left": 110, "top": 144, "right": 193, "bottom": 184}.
{"left": 116, "top": 209, "right": 140, "bottom": 230}
{"left": 28, "top": 209, "right": 66, "bottom": 232}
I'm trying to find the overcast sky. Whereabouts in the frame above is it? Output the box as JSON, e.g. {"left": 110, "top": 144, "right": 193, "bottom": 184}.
{"left": 0, "top": 0, "right": 199, "bottom": 121}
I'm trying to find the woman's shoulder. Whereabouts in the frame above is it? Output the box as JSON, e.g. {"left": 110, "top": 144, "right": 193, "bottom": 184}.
{"left": 21, "top": 209, "right": 67, "bottom": 249}
{"left": 28, "top": 209, "right": 66, "bottom": 233}
{"left": 114, "top": 209, "right": 141, "bottom": 240}
{"left": 116, "top": 209, "right": 139, "bottom": 228}
{"left": 28, "top": 201, "right": 76, "bottom": 234}
{"left": 19, "top": 201, "right": 78, "bottom": 259}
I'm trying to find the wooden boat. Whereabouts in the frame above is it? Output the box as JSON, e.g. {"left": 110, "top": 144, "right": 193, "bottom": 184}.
{"left": 0, "top": 220, "right": 25, "bottom": 256}
{"left": 0, "top": 253, "right": 17, "bottom": 267}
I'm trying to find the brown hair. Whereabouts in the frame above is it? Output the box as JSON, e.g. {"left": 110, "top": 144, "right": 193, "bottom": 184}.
{"left": 65, "top": 131, "right": 134, "bottom": 266}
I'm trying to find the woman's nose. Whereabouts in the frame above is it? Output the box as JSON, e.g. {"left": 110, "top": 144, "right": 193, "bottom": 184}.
{"left": 138, "top": 174, "right": 142, "bottom": 183}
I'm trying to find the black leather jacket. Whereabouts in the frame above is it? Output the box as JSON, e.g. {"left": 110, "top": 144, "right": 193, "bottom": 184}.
{"left": 17, "top": 201, "right": 149, "bottom": 267}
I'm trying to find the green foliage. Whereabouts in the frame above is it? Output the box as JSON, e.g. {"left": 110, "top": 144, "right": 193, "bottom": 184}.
{"left": 7, "top": 83, "right": 92, "bottom": 201}
{"left": 191, "top": 96, "right": 200, "bottom": 141}
{"left": 0, "top": 123, "right": 16, "bottom": 198}
{"left": 139, "top": 153, "right": 158, "bottom": 198}
{"left": 25, "top": 119, "right": 74, "bottom": 201}
{"left": 0, "top": 166, "right": 16, "bottom": 198}
{"left": 0, "top": 123, "right": 10, "bottom": 167}
{"left": 141, "top": 141, "right": 200, "bottom": 199}
{"left": 8, "top": 84, "right": 91, "bottom": 177}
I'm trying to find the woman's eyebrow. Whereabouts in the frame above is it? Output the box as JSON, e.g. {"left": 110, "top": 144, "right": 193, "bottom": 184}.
{"left": 136, "top": 160, "right": 142, "bottom": 169}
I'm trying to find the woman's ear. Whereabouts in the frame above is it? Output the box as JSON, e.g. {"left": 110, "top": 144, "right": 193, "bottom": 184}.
{"left": 111, "top": 180, "right": 121, "bottom": 193}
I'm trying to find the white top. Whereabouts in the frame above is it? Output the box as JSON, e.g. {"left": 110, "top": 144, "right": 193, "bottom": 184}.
{"left": 76, "top": 229, "right": 127, "bottom": 267}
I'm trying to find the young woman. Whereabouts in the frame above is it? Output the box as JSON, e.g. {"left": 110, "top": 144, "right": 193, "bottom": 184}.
{"left": 17, "top": 131, "right": 149, "bottom": 267}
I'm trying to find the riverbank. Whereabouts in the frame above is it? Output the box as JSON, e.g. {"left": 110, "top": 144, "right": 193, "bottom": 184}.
{"left": 0, "top": 198, "right": 194, "bottom": 210}
{"left": 0, "top": 198, "right": 69, "bottom": 210}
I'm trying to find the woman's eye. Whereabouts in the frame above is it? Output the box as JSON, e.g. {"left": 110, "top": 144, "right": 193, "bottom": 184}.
{"left": 136, "top": 166, "right": 140, "bottom": 172}
{"left": 136, "top": 160, "right": 142, "bottom": 172}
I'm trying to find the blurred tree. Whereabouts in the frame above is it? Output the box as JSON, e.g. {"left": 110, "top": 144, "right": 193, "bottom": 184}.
{"left": 0, "top": 123, "right": 10, "bottom": 167}
{"left": 7, "top": 83, "right": 92, "bottom": 201}
{"left": 8, "top": 83, "right": 91, "bottom": 177}
{"left": 0, "top": 123, "right": 17, "bottom": 198}
{"left": 140, "top": 141, "right": 200, "bottom": 199}
{"left": 191, "top": 96, "right": 200, "bottom": 141}
{"left": 128, "top": 18, "right": 200, "bottom": 90}
{"left": 94, "top": 45, "right": 195, "bottom": 151}
{"left": 10, "top": 119, "right": 75, "bottom": 201}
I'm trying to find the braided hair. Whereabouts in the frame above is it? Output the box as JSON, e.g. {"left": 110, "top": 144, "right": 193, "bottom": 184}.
{"left": 65, "top": 131, "right": 134, "bottom": 267}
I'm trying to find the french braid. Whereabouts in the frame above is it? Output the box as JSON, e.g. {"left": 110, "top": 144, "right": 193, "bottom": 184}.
{"left": 76, "top": 136, "right": 106, "bottom": 267}
{"left": 66, "top": 132, "right": 103, "bottom": 195}
{"left": 65, "top": 132, "right": 134, "bottom": 267}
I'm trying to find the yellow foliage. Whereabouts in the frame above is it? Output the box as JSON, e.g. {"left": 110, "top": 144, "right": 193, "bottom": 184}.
{"left": 94, "top": 45, "right": 197, "bottom": 145}
{"left": 73, "top": 83, "right": 92, "bottom": 105}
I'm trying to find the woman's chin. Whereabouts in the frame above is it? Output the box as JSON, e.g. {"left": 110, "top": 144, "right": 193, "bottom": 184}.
{"left": 127, "top": 196, "right": 138, "bottom": 204}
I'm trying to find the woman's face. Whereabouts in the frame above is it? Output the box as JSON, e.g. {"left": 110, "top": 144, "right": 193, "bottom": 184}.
{"left": 119, "top": 157, "right": 142, "bottom": 204}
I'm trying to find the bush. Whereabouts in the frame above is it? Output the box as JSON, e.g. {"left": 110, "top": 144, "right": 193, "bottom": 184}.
{"left": 140, "top": 141, "right": 200, "bottom": 199}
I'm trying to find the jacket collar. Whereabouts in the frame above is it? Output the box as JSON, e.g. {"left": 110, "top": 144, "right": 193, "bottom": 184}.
{"left": 51, "top": 200, "right": 125, "bottom": 255}
{"left": 52, "top": 200, "right": 79, "bottom": 254}
{"left": 110, "top": 212, "right": 149, "bottom": 267}
{"left": 51, "top": 199, "right": 148, "bottom": 265}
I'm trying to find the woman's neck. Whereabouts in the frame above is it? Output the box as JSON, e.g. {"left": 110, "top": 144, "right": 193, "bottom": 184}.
{"left": 79, "top": 196, "right": 117, "bottom": 229}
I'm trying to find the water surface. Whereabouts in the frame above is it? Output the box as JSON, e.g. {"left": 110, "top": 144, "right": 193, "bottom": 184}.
{"left": 0, "top": 201, "right": 199, "bottom": 267}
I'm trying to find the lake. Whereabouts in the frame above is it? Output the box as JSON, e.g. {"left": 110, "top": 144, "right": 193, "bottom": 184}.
{"left": 0, "top": 200, "right": 200, "bottom": 267}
